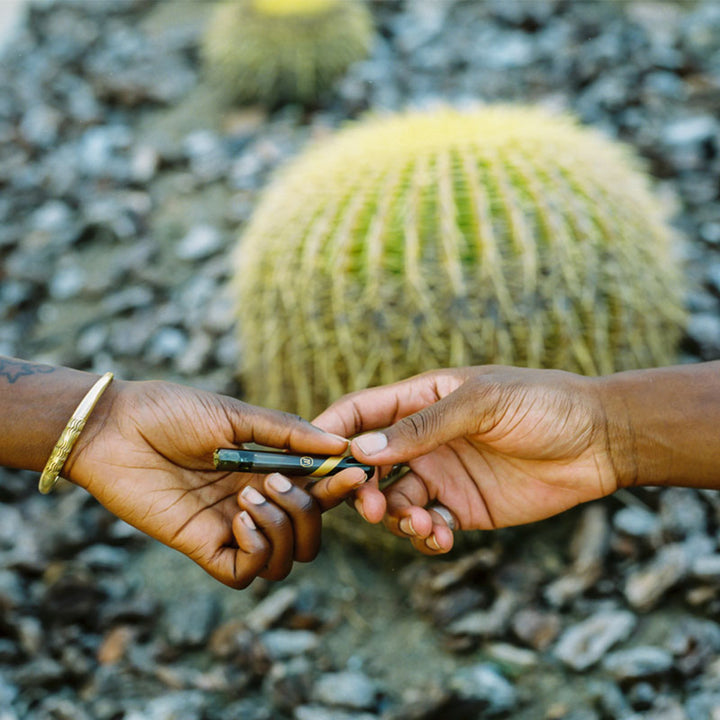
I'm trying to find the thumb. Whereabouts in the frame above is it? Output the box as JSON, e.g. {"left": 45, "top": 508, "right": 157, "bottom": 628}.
{"left": 350, "top": 384, "right": 477, "bottom": 464}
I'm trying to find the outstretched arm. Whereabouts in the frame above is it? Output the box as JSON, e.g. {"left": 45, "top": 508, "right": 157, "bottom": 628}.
{"left": 314, "top": 362, "right": 720, "bottom": 555}
{"left": 0, "top": 357, "right": 364, "bottom": 587}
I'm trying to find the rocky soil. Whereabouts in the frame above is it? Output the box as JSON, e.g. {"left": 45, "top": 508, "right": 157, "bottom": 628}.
{"left": 1, "top": 0, "right": 720, "bottom": 718}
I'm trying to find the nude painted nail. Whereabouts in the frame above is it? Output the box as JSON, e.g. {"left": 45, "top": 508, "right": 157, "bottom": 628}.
{"left": 426, "top": 535, "right": 441, "bottom": 551}
{"left": 350, "top": 469, "right": 368, "bottom": 488}
{"left": 328, "top": 433, "right": 351, "bottom": 447}
{"left": 354, "top": 432, "right": 388, "bottom": 456}
{"left": 399, "top": 517, "right": 416, "bottom": 536}
{"left": 354, "top": 498, "right": 368, "bottom": 522}
{"left": 240, "top": 510, "right": 256, "bottom": 529}
{"left": 241, "top": 486, "right": 265, "bottom": 505}
{"left": 267, "top": 473, "right": 292, "bottom": 493}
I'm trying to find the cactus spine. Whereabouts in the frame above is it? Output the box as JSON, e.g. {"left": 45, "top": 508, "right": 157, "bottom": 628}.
{"left": 235, "top": 106, "right": 686, "bottom": 417}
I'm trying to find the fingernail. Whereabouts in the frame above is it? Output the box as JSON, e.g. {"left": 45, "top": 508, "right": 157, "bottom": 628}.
{"left": 354, "top": 498, "right": 368, "bottom": 522}
{"left": 355, "top": 432, "right": 388, "bottom": 456}
{"left": 240, "top": 510, "right": 256, "bottom": 530}
{"left": 241, "top": 486, "right": 265, "bottom": 505}
{"left": 426, "top": 535, "right": 441, "bottom": 551}
{"left": 267, "top": 473, "right": 292, "bottom": 493}
{"left": 349, "top": 469, "right": 368, "bottom": 488}
{"left": 328, "top": 433, "right": 350, "bottom": 447}
{"left": 399, "top": 517, "right": 416, "bottom": 536}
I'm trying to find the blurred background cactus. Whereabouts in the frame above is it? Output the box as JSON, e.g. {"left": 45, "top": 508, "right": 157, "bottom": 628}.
{"left": 235, "top": 106, "right": 686, "bottom": 418}
{"left": 201, "top": 0, "right": 373, "bottom": 107}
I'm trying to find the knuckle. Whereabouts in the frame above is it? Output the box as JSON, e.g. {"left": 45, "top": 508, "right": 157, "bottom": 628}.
{"left": 398, "top": 410, "right": 435, "bottom": 441}
{"left": 263, "top": 509, "right": 290, "bottom": 531}
{"left": 261, "top": 563, "right": 292, "bottom": 582}
{"left": 227, "top": 574, "right": 252, "bottom": 590}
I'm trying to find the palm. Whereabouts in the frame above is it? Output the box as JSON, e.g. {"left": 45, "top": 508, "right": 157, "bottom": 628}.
{"left": 68, "top": 382, "right": 260, "bottom": 563}
{"left": 397, "top": 428, "right": 612, "bottom": 531}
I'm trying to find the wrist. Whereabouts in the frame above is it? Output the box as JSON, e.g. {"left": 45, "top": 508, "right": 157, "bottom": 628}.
{"left": 594, "top": 373, "right": 642, "bottom": 490}
{"left": 597, "top": 362, "right": 720, "bottom": 490}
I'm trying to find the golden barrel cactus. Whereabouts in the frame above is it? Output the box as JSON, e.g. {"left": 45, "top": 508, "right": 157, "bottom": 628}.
{"left": 235, "top": 106, "right": 686, "bottom": 417}
{"left": 201, "top": 0, "right": 373, "bottom": 106}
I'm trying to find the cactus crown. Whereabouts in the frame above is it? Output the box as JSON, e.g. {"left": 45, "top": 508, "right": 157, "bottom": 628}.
{"left": 253, "top": 0, "right": 338, "bottom": 16}
{"left": 235, "top": 106, "right": 686, "bottom": 417}
{"left": 201, "top": 0, "right": 372, "bottom": 106}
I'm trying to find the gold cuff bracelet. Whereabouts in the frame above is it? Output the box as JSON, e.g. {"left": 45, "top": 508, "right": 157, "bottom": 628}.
{"left": 38, "top": 372, "right": 114, "bottom": 494}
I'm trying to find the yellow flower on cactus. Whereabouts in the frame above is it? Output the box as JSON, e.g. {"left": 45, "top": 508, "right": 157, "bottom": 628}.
{"left": 235, "top": 106, "right": 687, "bottom": 417}
{"left": 201, "top": 0, "right": 373, "bottom": 106}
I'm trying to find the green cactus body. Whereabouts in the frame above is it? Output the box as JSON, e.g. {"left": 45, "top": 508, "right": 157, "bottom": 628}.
{"left": 236, "top": 107, "right": 686, "bottom": 417}
{"left": 201, "top": 0, "right": 373, "bottom": 106}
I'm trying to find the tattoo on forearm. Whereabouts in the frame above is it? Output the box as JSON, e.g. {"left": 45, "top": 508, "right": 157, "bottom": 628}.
{"left": 0, "top": 357, "right": 56, "bottom": 384}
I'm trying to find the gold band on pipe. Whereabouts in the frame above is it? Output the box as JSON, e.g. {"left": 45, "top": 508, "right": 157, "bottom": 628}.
{"left": 309, "top": 455, "right": 343, "bottom": 477}
{"left": 38, "top": 372, "right": 114, "bottom": 494}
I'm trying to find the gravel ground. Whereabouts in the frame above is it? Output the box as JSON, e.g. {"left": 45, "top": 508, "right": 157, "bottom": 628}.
{"left": 1, "top": 1, "right": 720, "bottom": 719}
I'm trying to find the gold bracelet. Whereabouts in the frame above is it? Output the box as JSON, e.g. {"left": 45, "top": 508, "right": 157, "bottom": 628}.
{"left": 38, "top": 372, "right": 114, "bottom": 494}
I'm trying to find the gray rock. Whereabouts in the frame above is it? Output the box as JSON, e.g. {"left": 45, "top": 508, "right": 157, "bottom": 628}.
{"left": 163, "top": 592, "right": 220, "bottom": 648}
{"left": 263, "top": 656, "right": 313, "bottom": 712}
{"left": 12, "top": 656, "right": 67, "bottom": 687}
{"left": 663, "top": 115, "right": 718, "bottom": 148}
{"left": 447, "top": 589, "right": 519, "bottom": 640}
{"left": 76, "top": 324, "right": 109, "bottom": 360}
{"left": 0, "top": 673, "right": 18, "bottom": 709}
{"left": 312, "top": 671, "right": 379, "bottom": 711}
{"left": 259, "top": 629, "right": 320, "bottom": 661}
{"left": 49, "top": 264, "right": 86, "bottom": 300}
{"left": 700, "top": 221, "right": 720, "bottom": 245}
{"left": 692, "top": 554, "right": 720, "bottom": 581}
{"left": 658, "top": 487, "right": 708, "bottom": 539}
{"left": 545, "top": 504, "right": 609, "bottom": 606}
{"left": 130, "top": 144, "right": 159, "bottom": 184}
{"left": 0, "top": 569, "right": 25, "bottom": 610}
{"left": 624, "top": 537, "right": 714, "bottom": 611}
{"left": 245, "top": 586, "right": 299, "bottom": 632}
{"left": 686, "top": 313, "right": 720, "bottom": 356}
{"left": 640, "top": 697, "right": 688, "bottom": 720}
{"left": 0, "top": 638, "right": 20, "bottom": 663}
{"left": 183, "top": 130, "right": 229, "bottom": 183}
{"left": 588, "top": 679, "right": 634, "bottom": 720}
{"left": 77, "top": 124, "right": 133, "bottom": 178}
{"left": 602, "top": 646, "right": 674, "bottom": 680}
{"left": 448, "top": 663, "right": 517, "bottom": 716}
{"left": 707, "top": 263, "right": 720, "bottom": 296}
{"left": 19, "top": 104, "right": 61, "bottom": 147}
{"left": 0, "top": 504, "right": 24, "bottom": 551}
{"left": 31, "top": 200, "right": 77, "bottom": 240}
{"left": 177, "top": 225, "right": 223, "bottom": 261}
{"left": 75, "top": 544, "right": 130, "bottom": 572}
{"left": 146, "top": 326, "right": 189, "bottom": 363}
{"left": 123, "top": 691, "right": 207, "bottom": 720}
{"left": 554, "top": 610, "right": 637, "bottom": 671}
{"left": 511, "top": 608, "right": 561, "bottom": 651}
{"left": 217, "top": 700, "right": 273, "bottom": 720}
{"left": 667, "top": 617, "right": 720, "bottom": 675}
{"left": 294, "top": 708, "right": 377, "bottom": 720}
{"left": 613, "top": 506, "right": 661, "bottom": 540}
{"left": 685, "top": 691, "right": 720, "bottom": 720}
{"left": 176, "top": 331, "right": 213, "bottom": 376}
{"left": 484, "top": 642, "right": 538, "bottom": 668}
{"left": 628, "top": 681, "right": 657, "bottom": 711}
{"left": 34, "top": 697, "right": 94, "bottom": 720}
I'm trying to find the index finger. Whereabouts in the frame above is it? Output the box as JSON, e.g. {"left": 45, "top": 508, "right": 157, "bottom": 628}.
{"left": 223, "top": 399, "right": 350, "bottom": 455}
{"left": 313, "top": 369, "right": 466, "bottom": 437}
